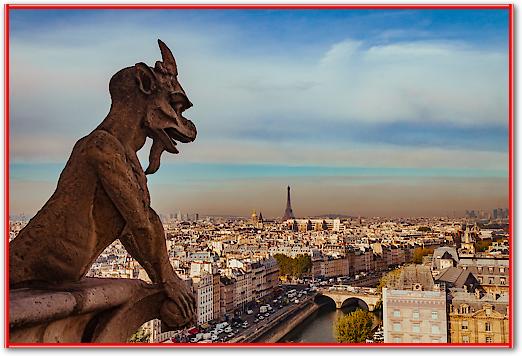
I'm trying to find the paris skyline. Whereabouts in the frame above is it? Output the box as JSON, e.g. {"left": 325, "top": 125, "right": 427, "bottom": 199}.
{"left": 9, "top": 8, "right": 509, "bottom": 217}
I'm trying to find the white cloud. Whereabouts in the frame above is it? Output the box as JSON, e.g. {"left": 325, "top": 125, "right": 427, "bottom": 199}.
{"left": 319, "top": 39, "right": 362, "bottom": 66}
{"left": 9, "top": 14, "right": 508, "bottom": 168}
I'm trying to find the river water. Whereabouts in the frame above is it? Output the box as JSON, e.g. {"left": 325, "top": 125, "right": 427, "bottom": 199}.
{"left": 281, "top": 300, "right": 376, "bottom": 343}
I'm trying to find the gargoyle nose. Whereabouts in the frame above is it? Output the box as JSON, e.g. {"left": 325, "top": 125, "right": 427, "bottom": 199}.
{"left": 171, "top": 92, "right": 192, "bottom": 112}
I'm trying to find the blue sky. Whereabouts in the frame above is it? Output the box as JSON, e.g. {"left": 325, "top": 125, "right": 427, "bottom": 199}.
{"left": 9, "top": 8, "right": 509, "bottom": 217}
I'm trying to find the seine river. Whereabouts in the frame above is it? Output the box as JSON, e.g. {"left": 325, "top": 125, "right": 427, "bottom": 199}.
{"left": 281, "top": 299, "right": 379, "bottom": 343}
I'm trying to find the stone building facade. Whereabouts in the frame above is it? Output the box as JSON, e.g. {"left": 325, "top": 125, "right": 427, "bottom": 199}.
{"left": 311, "top": 257, "right": 349, "bottom": 278}
{"left": 219, "top": 276, "right": 236, "bottom": 318}
{"left": 193, "top": 273, "right": 213, "bottom": 325}
{"left": 448, "top": 289, "right": 509, "bottom": 343}
{"left": 383, "top": 286, "right": 448, "bottom": 343}
{"left": 212, "top": 272, "right": 221, "bottom": 321}
{"left": 458, "top": 257, "right": 509, "bottom": 294}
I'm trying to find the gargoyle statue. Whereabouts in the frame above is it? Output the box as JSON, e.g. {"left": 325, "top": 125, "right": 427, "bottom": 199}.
{"left": 10, "top": 40, "right": 197, "bottom": 330}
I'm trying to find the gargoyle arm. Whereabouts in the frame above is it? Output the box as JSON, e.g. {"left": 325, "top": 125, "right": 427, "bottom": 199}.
{"left": 87, "top": 130, "right": 175, "bottom": 284}
{"left": 87, "top": 130, "right": 195, "bottom": 322}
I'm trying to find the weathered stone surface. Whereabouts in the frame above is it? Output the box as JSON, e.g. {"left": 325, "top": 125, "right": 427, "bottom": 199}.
{"left": 10, "top": 290, "right": 77, "bottom": 329}
{"left": 10, "top": 278, "right": 166, "bottom": 343}
{"left": 9, "top": 40, "right": 197, "bottom": 342}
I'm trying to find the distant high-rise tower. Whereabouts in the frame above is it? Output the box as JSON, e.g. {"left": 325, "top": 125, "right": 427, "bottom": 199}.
{"left": 283, "top": 186, "right": 295, "bottom": 221}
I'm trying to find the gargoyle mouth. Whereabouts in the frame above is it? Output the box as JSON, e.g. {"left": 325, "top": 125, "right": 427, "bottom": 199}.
{"left": 144, "top": 94, "right": 197, "bottom": 175}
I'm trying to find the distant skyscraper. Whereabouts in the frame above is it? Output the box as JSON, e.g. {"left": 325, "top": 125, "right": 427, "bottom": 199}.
{"left": 283, "top": 186, "right": 295, "bottom": 221}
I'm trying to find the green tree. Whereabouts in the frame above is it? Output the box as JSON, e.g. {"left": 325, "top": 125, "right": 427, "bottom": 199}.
{"left": 294, "top": 254, "right": 312, "bottom": 277}
{"left": 274, "top": 254, "right": 292, "bottom": 276}
{"left": 334, "top": 309, "right": 374, "bottom": 343}
{"left": 476, "top": 239, "right": 493, "bottom": 252}
{"left": 412, "top": 247, "right": 434, "bottom": 264}
{"left": 128, "top": 326, "right": 150, "bottom": 343}
{"left": 274, "top": 253, "right": 311, "bottom": 278}
{"left": 377, "top": 268, "right": 402, "bottom": 294}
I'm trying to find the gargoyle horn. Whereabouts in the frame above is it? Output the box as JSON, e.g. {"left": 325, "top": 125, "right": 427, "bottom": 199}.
{"left": 158, "top": 39, "right": 178, "bottom": 76}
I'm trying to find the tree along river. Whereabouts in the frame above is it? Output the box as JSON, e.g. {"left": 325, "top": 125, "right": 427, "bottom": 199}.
{"left": 281, "top": 298, "right": 380, "bottom": 343}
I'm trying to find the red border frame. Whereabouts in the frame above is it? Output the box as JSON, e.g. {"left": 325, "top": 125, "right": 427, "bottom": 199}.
{"left": 3, "top": 3, "right": 514, "bottom": 349}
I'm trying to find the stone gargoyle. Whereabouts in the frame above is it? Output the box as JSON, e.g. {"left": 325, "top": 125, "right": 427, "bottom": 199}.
{"left": 10, "top": 40, "right": 197, "bottom": 331}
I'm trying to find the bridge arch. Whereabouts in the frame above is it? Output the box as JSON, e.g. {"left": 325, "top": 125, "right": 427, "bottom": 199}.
{"left": 339, "top": 297, "right": 369, "bottom": 311}
{"left": 314, "top": 293, "right": 337, "bottom": 307}
{"left": 316, "top": 289, "right": 380, "bottom": 312}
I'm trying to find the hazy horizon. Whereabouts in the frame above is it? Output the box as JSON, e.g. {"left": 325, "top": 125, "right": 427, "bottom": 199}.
{"left": 9, "top": 8, "right": 509, "bottom": 217}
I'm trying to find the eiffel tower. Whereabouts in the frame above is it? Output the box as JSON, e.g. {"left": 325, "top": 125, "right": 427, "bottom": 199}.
{"left": 283, "top": 186, "right": 295, "bottom": 221}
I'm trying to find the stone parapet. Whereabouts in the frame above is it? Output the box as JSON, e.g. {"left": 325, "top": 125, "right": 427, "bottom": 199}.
{"left": 9, "top": 277, "right": 165, "bottom": 344}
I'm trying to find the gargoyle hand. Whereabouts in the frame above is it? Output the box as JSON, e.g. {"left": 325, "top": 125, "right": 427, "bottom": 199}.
{"left": 160, "top": 278, "right": 197, "bottom": 329}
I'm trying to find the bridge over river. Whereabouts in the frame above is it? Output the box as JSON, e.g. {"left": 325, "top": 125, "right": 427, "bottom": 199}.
{"left": 316, "top": 285, "right": 380, "bottom": 311}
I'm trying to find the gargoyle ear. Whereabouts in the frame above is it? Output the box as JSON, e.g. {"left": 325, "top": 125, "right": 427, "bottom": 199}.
{"left": 135, "top": 62, "right": 157, "bottom": 95}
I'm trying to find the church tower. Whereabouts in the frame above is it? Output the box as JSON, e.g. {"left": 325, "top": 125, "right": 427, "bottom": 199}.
{"left": 460, "top": 225, "right": 476, "bottom": 256}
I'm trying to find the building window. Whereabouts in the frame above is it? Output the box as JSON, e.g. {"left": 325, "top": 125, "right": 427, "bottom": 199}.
{"left": 431, "top": 311, "right": 438, "bottom": 320}
{"left": 478, "top": 267, "right": 483, "bottom": 273}
{"left": 488, "top": 267, "right": 494, "bottom": 273}
{"left": 462, "top": 320, "right": 468, "bottom": 330}
{"left": 412, "top": 310, "right": 420, "bottom": 320}
{"left": 485, "top": 322, "right": 492, "bottom": 332}
{"left": 500, "top": 267, "right": 505, "bottom": 273}
{"left": 500, "top": 277, "right": 506, "bottom": 285}
{"left": 393, "top": 310, "right": 401, "bottom": 317}
{"left": 431, "top": 324, "right": 440, "bottom": 334}
{"left": 393, "top": 323, "right": 401, "bottom": 332}
{"left": 489, "top": 278, "right": 494, "bottom": 284}
{"left": 462, "top": 336, "right": 470, "bottom": 343}
{"left": 412, "top": 324, "right": 420, "bottom": 333}
{"left": 478, "top": 277, "right": 483, "bottom": 284}
{"left": 486, "top": 336, "right": 493, "bottom": 343}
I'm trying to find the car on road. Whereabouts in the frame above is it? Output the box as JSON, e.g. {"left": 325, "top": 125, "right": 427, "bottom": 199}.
{"left": 246, "top": 309, "right": 253, "bottom": 315}
{"left": 294, "top": 299, "right": 300, "bottom": 304}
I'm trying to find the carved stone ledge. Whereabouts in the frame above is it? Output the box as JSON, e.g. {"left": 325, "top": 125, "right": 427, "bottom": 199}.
{"left": 9, "top": 277, "right": 166, "bottom": 343}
